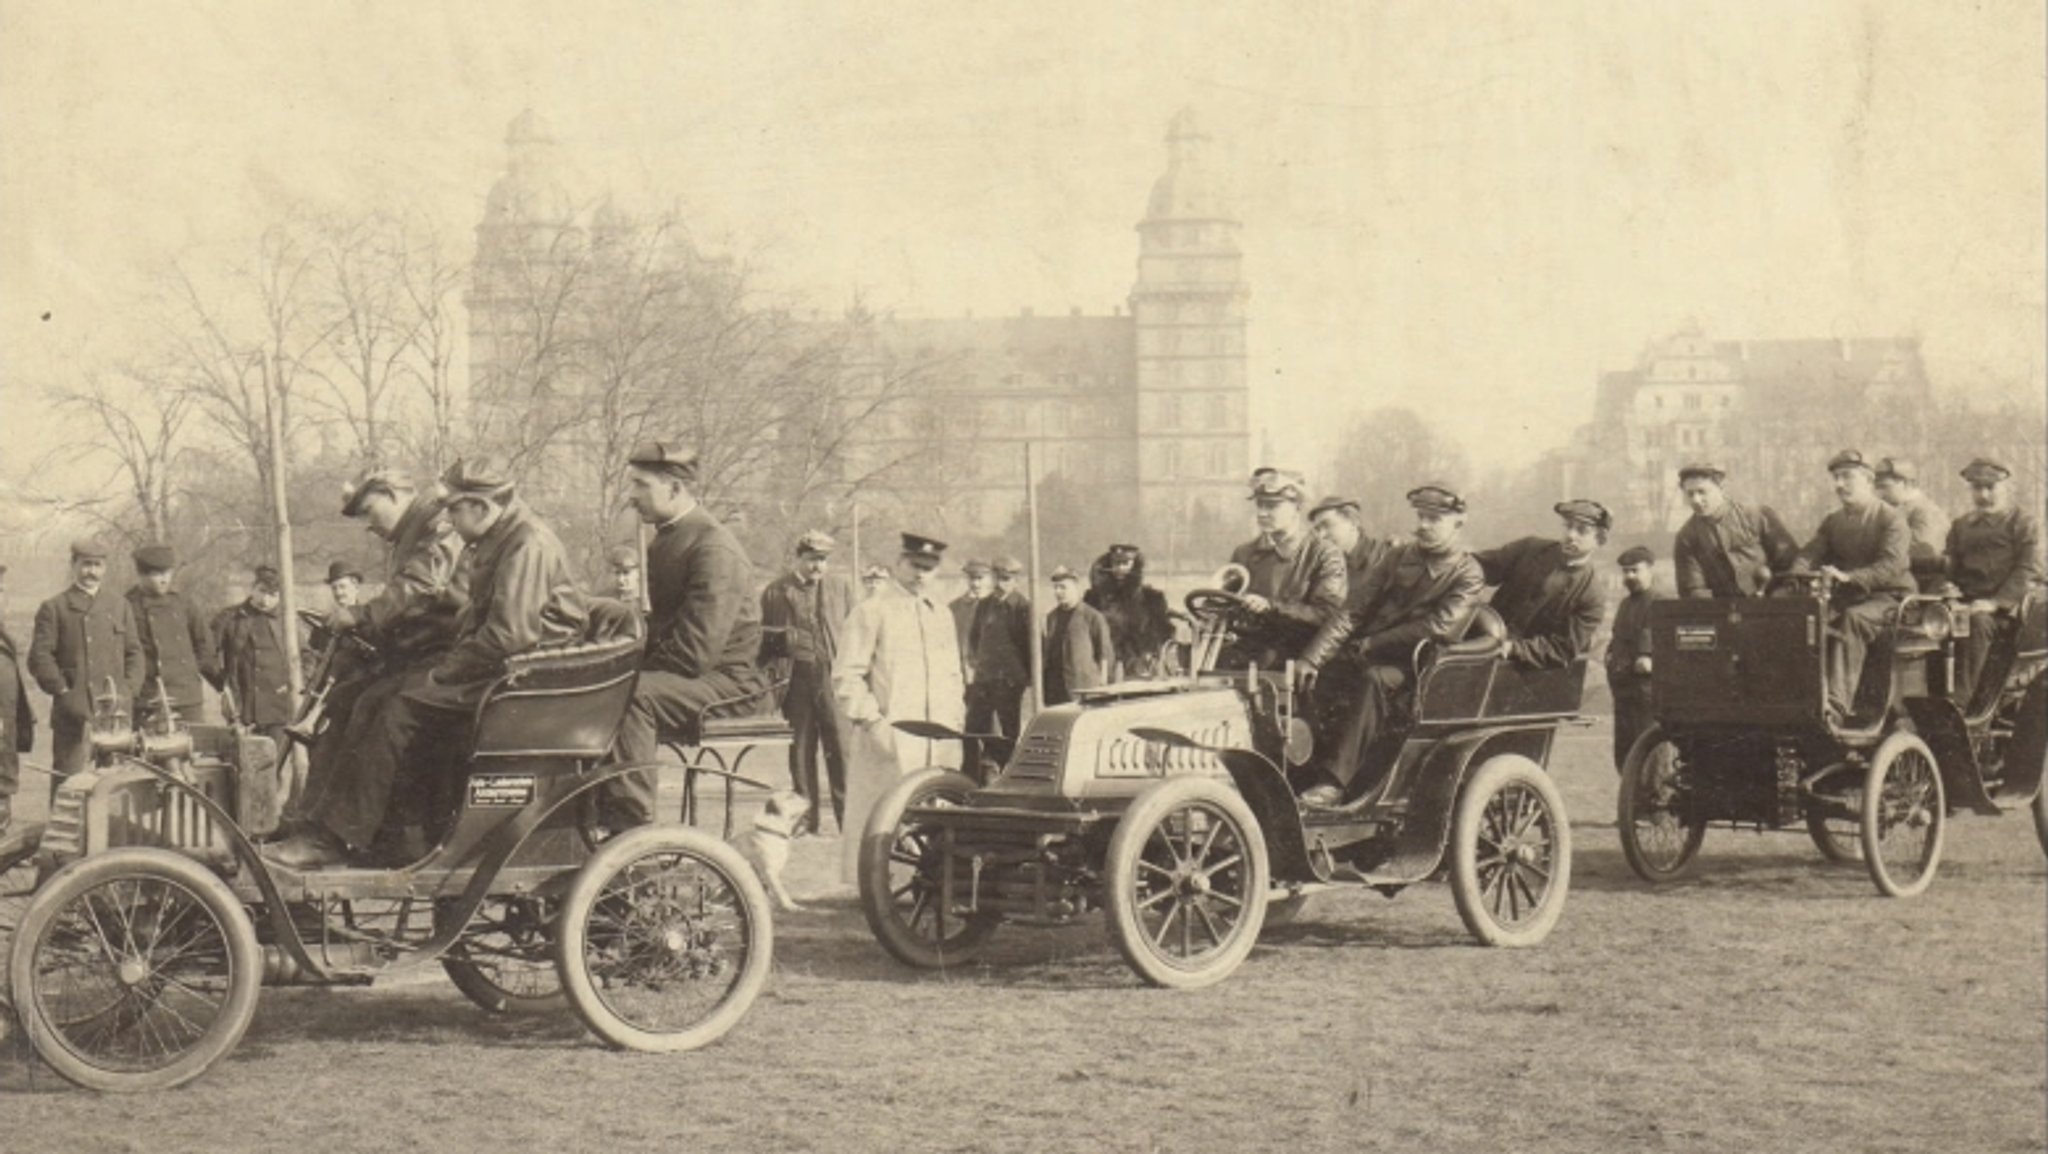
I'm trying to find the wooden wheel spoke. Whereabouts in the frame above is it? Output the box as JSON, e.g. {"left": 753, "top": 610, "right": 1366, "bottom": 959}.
{"left": 1149, "top": 900, "right": 1183, "bottom": 950}
{"left": 1190, "top": 899, "right": 1227, "bottom": 948}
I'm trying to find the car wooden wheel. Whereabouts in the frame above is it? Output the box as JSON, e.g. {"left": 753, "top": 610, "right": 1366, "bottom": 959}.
{"left": 1105, "top": 776, "right": 1269, "bottom": 989}
{"left": 1804, "top": 796, "right": 1863, "bottom": 863}
{"left": 858, "top": 769, "right": 999, "bottom": 969}
{"left": 9, "top": 847, "right": 260, "bottom": 1091}
{"left": 1861, "top": 731, "right": 1946, "bottom": 898}
{"left": 556, "top": 826, "right": 770, "bottom": 1053}
{"left": 1617, "top": 727, "right": 1706, "bottom": 882}
{"left": 1451, "top": 755, "right": 1571, "bottom": 947}
{"left": 441, "top": 895, "right": 565, "bottom": 1015}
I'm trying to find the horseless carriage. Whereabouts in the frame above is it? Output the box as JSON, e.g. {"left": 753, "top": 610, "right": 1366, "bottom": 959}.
{"left": 857, "top": 575, "right": 1581, "bottom": 989}
{"left": 1617, "top": 574, "right": 2048, "bottom": 897}
{"left": 0, "top": 621, "right": 776, "bottom": 1091}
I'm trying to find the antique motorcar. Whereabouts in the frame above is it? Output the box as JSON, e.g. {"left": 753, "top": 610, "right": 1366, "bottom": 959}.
{"left": 857, "top": 585, "right": 1581, "bottom": 990}
{"left": 1616, "top": 575, "right": 2048, "bottom": 897}
{"left": 0, "top": 627, "right": 773, "bottom": 1092}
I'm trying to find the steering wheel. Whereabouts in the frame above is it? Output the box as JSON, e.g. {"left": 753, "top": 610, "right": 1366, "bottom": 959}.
{"left": 296, "top": 608, "right": 329, "bottom": 628}
{"left": 1184, "top": 588, "right": 1247, "bottom": 622}
{"left": 1765, "top": 571, "right": 1835, "bottom": 601}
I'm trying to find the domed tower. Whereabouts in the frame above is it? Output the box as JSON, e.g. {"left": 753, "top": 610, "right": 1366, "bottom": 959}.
{"left": 1128, "top": 108, "right": 1251, "bottom": 567}
{"left": 468, "top": 110, "right": 582, "bottom": 442}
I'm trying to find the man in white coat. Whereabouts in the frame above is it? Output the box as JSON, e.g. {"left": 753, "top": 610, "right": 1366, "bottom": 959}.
{"left": 833, "top": 532, "right": 966, "bottom": 882}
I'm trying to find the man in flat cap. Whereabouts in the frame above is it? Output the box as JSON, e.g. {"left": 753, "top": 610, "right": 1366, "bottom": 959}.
{"left": 760, "top": 530, "right": 857, "bottom": 834}
{"left": 215, "top": 565, "right": 301, "bottom": 759}
{"left": 950, "top": 560, "right": 992, "bottom": 683}
{"left": 1605, "top": 545, "right": 1662, "bottom": 771}
{"left": 0, "top": 564, "right": 37, "bottom": 837}
{"left": 1044, "top": 564, "right": 1114, "bottom": 706}
{"left": 272, "top": 457, "right": 582, "bottom": 867}
{"left": 1294, "top": 484, "right": 1486, "bottom": 807}
{"left": 1671, "top": 463, "right": 1800, "bottom": 599}
{"left": 1874, "top": 458, "right": 1951, "bottom": 594}
{"left": 1791, "top": 449, "right": 1915, "bottom": 721}
{"left": 834, "top": 531, "right": 967, "bottom": 882}
{"left": 1223, "top": 468, "right": 1347, "bottom": 669}
{"left": 1309, "top": 497, "right": 1400, "bottom": 615}
{"left": 1945, "top": 458, "right": 2045, "bottom": 706}
{"left": 966, "top": 554, "right": 1034, "bottom": 772}
{"left": 608, "top": 442, "right": 766, "bottom": 827}
{"left": 1085, "top": 543, "right": 1173, "bottom": 681}
{"left": 30, "top": 539, "right": 143, "bottom": 781}
{"left": 125, "top": 543, "right": 219, "bottom": 724}
{"left": 1472, "top": 500, "right": 1613, "bottom": 670}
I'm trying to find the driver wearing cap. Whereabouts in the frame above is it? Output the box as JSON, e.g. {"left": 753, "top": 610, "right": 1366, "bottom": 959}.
{"left": 1790, "top": 449, "right": 1915, "bottom": 720}
{"left": 1472, "top": 499, "right": 1613, "bottom": 670}
{"left": 1222, "top": 468, "right": 1347, "bottom": 667}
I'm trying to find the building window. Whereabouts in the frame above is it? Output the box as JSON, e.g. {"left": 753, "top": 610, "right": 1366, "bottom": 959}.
{"left": 1162, "top": 442, "right": 1182, "bottom": 478}
{"left": 1207, "top": 393, "right": 1227, "bottom": 427}
{"left": 1208, "top": 440, "right": 1228, "bottom": 476}
{"left": 1161, "top": 393, "right": 1182, "bottom": 428}
{"left": 1684, "top": 393, "right": 1701, "bottom": 411}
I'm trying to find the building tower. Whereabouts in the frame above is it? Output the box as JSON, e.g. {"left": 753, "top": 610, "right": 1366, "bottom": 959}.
{"left": 467, "top": 109, "right": 579, "bottom": 450}
{"left": 1128, "top": 108, "right": 1252, "bottom": 567}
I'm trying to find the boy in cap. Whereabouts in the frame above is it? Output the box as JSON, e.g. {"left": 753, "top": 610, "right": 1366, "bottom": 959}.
{"left": 1945, "top": 458, "right": 2045, "bottom": 706}
{"left": 0, "top": 564, "right": 37, "bottom": 836}
{"left": 834, "top": 532, "right": 967, "bottom": 881}
{"left": 1085, "top": 543, "right": 1172, "bottom": 680}
{"left": 1791, "top": 449, "right": 1915, "bottom": 721}
{"left": 1671, "top": 463, "right": 1800, "bottom": 599}
{"left": 1043, "top": 565, "right": 1114, "bottom": 706}
{"left": 1224, "top": 468, "right": 1347, "bottom": 668}
{"left": 126, "top": 543, "right": 220, "bottom": 724}
{"left": 214, "top": 565, "right": 298, "bottom": 755}
{"left": 966, "top": 555, "right": 1034, "bottom": 771}
{"left": 29, "top": 539, "right": 143, "bottom": 779}
{"left": 1294, "top": 484, "right": 1485, "bottom": 807}
{"left": 1605, "top": 545, "right": 1661, "bottom": 771}
{"left": 1874, "top": 458, "right": 1951, "bottom": 593}
{"left": 759, "top": 530, "right": 858, "bottom": 833}
{"left": 1308, "top": 497, "right": 1400, "bottom": 614}
{"left": 1472, "top": 500, "right": 1613, "bottom": 670}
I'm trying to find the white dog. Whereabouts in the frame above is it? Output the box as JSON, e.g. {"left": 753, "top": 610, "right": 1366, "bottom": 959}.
{"left": 738, "top": 791, "right": 810, "bottom": 912}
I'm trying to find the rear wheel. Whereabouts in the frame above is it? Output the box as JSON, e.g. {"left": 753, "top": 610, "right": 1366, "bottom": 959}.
{"left": 441, "top": 895, "right": 565, "bottom": 1015}
{"left": 9, "top": 848, "right": 261, "bottom": 1091}
{"left": 1451, "top": 755, "right": 1571, "bottom": 947}
{"left": 556, "top": 826, "right": 770, "bottom": 1052}
{"left": 1617, "top": 728, "right": 1706, "bottom": 882}
{"left": 1861, "top": 731, "right": 1946, "bottom": 898}
{"left": 858, "top": 769, "right": 999, "bottom": 969}
{"left": 1105, "top": 776, "right": 1269, "bottom": 989}
{"left": 1804, "top": 794, "right": 1863, "bottom": 863}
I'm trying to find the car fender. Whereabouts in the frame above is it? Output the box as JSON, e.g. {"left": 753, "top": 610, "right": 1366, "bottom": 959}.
{"left": 1363, "top": 725, "right": 1553, "bottom": 887}
{"left": 1898, "top": 696, "right": 2001, "bottom": 815}
{"left": 1213, "top": 747, "right": 1319, "bottom": 883}
{"left": 2003, "top": 674, "right": 2048, "bottom": 804}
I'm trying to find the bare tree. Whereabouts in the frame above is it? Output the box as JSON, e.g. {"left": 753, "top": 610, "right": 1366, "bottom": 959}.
{"left": 301, "top": 212, "right": 415, "bottom": 464}
{"left": 33, "top": 363, "right": 196, "bottom": 543}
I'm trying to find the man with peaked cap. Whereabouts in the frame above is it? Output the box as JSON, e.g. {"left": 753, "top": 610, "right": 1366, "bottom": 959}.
{"left": 1945, "top": 458, "right": 2045, "bottom": 706}
{"left": 30, "top": 538, "right": 143, "bottom": 780}
{"left": 125, "top": 543, "right": 219, "bottom": 724}
{"left": 1222, "top": 468, "right": 1347, "bottom": 669}
{"left": 215, "top": 565, "right": 300, "bottom": 756}
{"left": 1085, "top": 543, "right": 1172, "bottom": 681}
{"left": 950, "top": 560, "right": 992, "bottom": 682}
{"left": 834, "top": 531, "right": 966, "bottom": 881}
{"left": 760, "top": 530, "right": 858, "bottom": 833}
{"left": 966, "top": 554, "right": 1034, "bottom": 773}
{"left": 326, "top": 560, "right": 364, "bottom": 612}
{"left": 272, "top": 457, "right": 583, "bottom": 867}
{"left": 1308, "top": 496, "right": 1400, "bottom": 614}
{"left": 1671, "top": 462, "right": 1800, "bottom": 599}
{"left": 1294, "top": 484, "right": 1485, "bottom": 807}
{"left": 1791, "top": 449, "right": 1915, "bottom": 720}
{"left": 605, "top": 441, "right": 766, "bottom": 826}
{"left": 1472, "top": 500, "right": 1613, "bottom": 670}
{"left": 0, "top": 564, "right": 37, "bottom": 837}
{"left": 1874, "top": 458, "right": 1952, "bottom": 594}
{"left": 1605, "top": 545, "right": 1662, "bottom": 771}
{"left": 1043, "top": 564, "right": 1114, "bottom": 706}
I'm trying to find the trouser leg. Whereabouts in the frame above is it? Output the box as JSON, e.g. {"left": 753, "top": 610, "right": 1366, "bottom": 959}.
{"left": 607, "top": 669, "right": 742, "bottom": 826}
{"left": 311, "top": 691, "right": 462, "bottom": 851}
{"left": 993, "top": 684, "right": 1023, "bottom": 768}
{"left": 1610, "top": 678, "right": 1651, "bottom": 772}
{"left": 810, "top": 665, "right": 849, "bottom": 827}
{"left": 50, "top": 715, "right": 87, "bottom": 798}
{"left": 785, "top": 662, "right": 825, "bottom": 832}
{"left": 1828, "top": 598, "right": 1894, "bottom": 716}
{"left": 1328, "top": 664, "right": 1410, "bottom": 790}
{"left": 1954, "top": 609, "right": 2010, "bottom": 712}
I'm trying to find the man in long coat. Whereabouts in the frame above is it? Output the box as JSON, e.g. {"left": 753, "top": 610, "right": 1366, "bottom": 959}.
{"left": 0, "top": 564, "right": 37, "bottom": 836}
{"left": 126, "top": 543, "right": 220, "bottom": 723}
{"left": 215, "top": 566, "right": 299, "bottom": 754}
{"left": 30, "top": 538, "right": 143, "bottom": 779}
{"left": 1043, "top": 565, "right": 1114, "bottom": 706}
{"left": 834, "top": 532, "right": 966, "bottom": 882}
{"left": 759, "top": 530, "right": 857, "bottom": 834}
{"left": 965, "top": 556, "right": 1032, "bottom": 772}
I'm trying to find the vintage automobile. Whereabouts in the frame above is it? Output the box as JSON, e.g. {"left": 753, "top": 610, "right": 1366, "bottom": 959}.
{"left": 1616, "top": 574, "right": 2048, "bottom": 897}
{"left": 0, "top": 625, "right": 773, "bottom": 1092}
{"left": 857, "top": 583, "right": 1580, "bottom": 990}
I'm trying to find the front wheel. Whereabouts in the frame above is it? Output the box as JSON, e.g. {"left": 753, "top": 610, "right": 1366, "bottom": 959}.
{"left": 9, "top": 847, "right": 261, "bottom": 1091}
{"left": 858, "top": 769, "right": 1000, "bottom": 969}
{"left": 1617, "top": 727, "right": 1706, "bottom": 883}
{"left": 1451, "top": 755, "right": 1571, "bottom": 947}
{"left": 1104, "top": 776, "right": 1269, "bottom": 989}
{"left": 556, "top": 825, "right": 771, "bottom": 1052}
{"left": 1861, "top": 731, "right": 1946, "bottom": 898}
{"left": 441, "top": 895, "right": 565, "bottom": 1016}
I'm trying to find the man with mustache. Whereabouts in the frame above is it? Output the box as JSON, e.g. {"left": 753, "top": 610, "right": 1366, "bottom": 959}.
{"left": 29, "top": 538, "right": 143, "bottom": 782}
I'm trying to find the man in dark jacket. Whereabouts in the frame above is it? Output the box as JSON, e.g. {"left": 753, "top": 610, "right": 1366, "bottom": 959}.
{"left": 1308, "top": 497, "right": 1399, "bottom": 613}
{"left": 950, "top": 560, "right": 991, "bottom": 682}
{"left": 608, "top": 442, "right": 766, "bottom": 826}
{"left": 30, "top": 538, "right": 143, "bottom": 779}
{"left": 1043, "top": 565, "right": 1114, "bottom": 706}
{"left": 966, "top": 556, "right": 1033, "bottom": 773}
{"left": 1945, "top": 458, "right": 2045, "bottom": 707}
{"left": 1, "top": 564, "right": 37, "bottom": 835}
{"left": 215, "top": 566, "right": 300, "bottom": 754}
{"left": 1084, "top": 543, "right": 1172, "bottom": 680}
{"left": 1671, "top": 462, "right": 1800, "bottom": 598}
{"left": 1874, "top": 458, "right": 1952, "bottom": 594}
{"left": 126, "top": 543, "right": 220, "bottom": 724}
{"left": 1791, "top": 449, "right": 1916, "bottom": 719}
{"left": 1295, "top": 485, "right": 1485, "bottom": 806}
{"left": 1605, "top": 545, "right": 1661, "bottom": 771}
{"left": 1222, "top": 469, "right": 1347, "bottom": 668}
{"left": 1473, "top": 500, "right": 1612, "bottom": 671}
{"left": 759, "top": 530, "right": 857, "bottom": 833}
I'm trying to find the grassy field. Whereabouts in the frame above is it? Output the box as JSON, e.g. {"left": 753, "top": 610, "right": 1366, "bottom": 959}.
{"left": 1, "top": 726, "right": 2042, "bottom": 1153}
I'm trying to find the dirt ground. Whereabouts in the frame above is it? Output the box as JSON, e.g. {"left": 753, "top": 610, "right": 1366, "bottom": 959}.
{"left": 1, "top": 726, "right": 2043, "bottom": 1153}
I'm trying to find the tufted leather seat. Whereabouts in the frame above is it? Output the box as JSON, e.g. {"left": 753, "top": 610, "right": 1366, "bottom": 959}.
{"left": 473, "top": 634, "right": 645, "bottom": 757}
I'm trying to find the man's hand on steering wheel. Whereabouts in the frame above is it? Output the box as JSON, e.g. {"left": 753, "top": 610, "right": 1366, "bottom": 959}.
{"left": 1238, "top": 592, "right": 1271, "bottom": 615}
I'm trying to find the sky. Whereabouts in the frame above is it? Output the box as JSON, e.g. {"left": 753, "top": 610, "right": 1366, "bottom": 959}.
{"left": 2, "top": 0, "right": 2043, "bottom": 488}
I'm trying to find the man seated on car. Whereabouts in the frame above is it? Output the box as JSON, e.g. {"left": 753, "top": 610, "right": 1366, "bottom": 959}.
{"left": 1293, "top": 484, "right": 1485, "bottom": 807}
{"left": 1671, "top": 462, "right": 1800, "bottom": 598}
{"left": 1218, "top": 468, "right": 1347, "bottom": 669}
{"left": 1944, "top": 457, "right": 2045, "bottom": 706}
{"left": 1471, "top": 500, "right": 1612, "bottom": 670}
{"left": 268, "top": 458, "right": 584, "bottom": 868}
{"left": 1790, "top": 449, "right": 1915, "bottom": 722}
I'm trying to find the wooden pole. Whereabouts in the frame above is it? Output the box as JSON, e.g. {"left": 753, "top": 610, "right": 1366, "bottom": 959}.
{"left": 851, "top": 500, "right": 862, "bottom": 574}
{"left": 1025, "top": 441, "right": 1044, "bottom": 710}
{"left": 261, "top": 353, "right": 303, "bottom": 701}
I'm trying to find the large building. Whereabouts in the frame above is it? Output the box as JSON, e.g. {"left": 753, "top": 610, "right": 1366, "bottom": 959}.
{"left": 466, "top": 109, "right": 1253, "bottom": 570}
